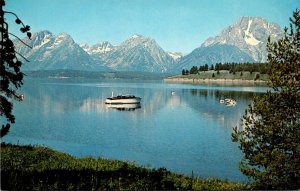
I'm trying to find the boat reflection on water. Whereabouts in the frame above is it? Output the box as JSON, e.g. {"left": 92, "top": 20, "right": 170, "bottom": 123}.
{"left": 106, "top": 103, "right": 141, "bottom": 111}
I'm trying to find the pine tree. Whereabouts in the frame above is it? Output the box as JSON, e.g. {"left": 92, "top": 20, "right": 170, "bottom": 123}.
{"left": 0, "top": 0, "right": 31, "bottom": 137}
{"left": 190, "top": 66, "right": 198, "bottom": 74}
{"left": 254, "top": 73, "right": 260, "bottom": 80}
{"left": 232, "top": 9, "right": 300, "bottom": 189}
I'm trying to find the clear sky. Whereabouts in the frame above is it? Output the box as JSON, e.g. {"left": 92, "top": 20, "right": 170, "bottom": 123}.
{"left": 5, "top": 0, "right": 299, "bottom": 54}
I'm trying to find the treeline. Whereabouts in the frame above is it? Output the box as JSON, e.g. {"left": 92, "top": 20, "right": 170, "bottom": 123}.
{"left": 182, "top": 62, "right": 268, "bottom": 75}
{"left": 26, "top": 70, "right": 169, "bottom": 80}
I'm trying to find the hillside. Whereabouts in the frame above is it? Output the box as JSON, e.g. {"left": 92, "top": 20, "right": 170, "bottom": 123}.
{"left": 176, "top": 44, "right": 255, "bottom": 71}
{"left": 165, "top": 70, "right": 268, "bottom": 84}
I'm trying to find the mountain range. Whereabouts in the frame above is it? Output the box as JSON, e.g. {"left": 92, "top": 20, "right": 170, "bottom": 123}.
{"left": 81, "top": 34, "right": 176, "bottom": 72}
{"left": 14, "top": 31, "right": 109, "bottom": 71}
{"left": 14, "top": 16, "right": 283, "bottom": 73}
{"left": 177, "top": 17, "right": 283, "bottom": 70}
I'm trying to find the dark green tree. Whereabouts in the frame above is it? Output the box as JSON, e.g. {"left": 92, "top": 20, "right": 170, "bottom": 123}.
{"left": 254, "top": 73, "right": 260, "bottom": 80}
{"left": 232, "top": 9, "right": 300, "bottom": 189}
{"left": 214, "top": 63, "right": 220, "bottom": 71}
{"left": 204, "top": 64, "right": 208, "bottom": 71}
{"left": 185, "top": 69, "right": 190, "bottom": 75}
{"left": 0, "top": 0, "right": 31, "bottom": 137}
{"left": 249, "top": 66, "right": 254, "bottom": 74}
{"left": 190, "top": 66, "right": 198, "bottom": 74}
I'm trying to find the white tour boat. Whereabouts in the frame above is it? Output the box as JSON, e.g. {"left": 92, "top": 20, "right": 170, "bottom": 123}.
{"left": 105, "top": 92, "right": 141, "bottom": 104}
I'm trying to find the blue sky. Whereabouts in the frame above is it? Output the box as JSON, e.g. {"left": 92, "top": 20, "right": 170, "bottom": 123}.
{"left": 5, "top": 0, "right": 299, "bottom": 54}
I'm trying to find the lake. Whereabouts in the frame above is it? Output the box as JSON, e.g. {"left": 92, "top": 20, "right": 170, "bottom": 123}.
{"left": 3, "top": 77, "right": 268, "bottom": 182}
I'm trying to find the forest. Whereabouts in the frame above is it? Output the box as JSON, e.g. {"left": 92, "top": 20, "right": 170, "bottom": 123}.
{"left": 182, "top": 62, "right": 268, "bottom": 75}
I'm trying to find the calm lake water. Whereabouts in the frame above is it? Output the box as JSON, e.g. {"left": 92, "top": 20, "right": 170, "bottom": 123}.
{"left": 3, "top": 77, "right": 268, "bottom": 182}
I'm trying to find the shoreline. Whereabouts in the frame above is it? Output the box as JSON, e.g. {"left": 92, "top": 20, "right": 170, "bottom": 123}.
{"left": 164, "top": 77, "right": 267, "bottom": 85}
{"left": 2, "top": 143, "right": 245, "bottom": 190}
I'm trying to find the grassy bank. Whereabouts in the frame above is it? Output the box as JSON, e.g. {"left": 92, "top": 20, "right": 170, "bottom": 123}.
{"left": 165, "top": 70, "right": 268, "bottom": 84}
{"left": 1, "top": 143, "right": 246, "bottom": 190}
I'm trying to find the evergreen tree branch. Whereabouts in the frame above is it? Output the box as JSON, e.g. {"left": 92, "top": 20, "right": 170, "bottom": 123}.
{"left": 3, "top": 11, "right": 26, "bottom": 28}
{"left": 14, "top": 51, "right": 30, "bottom": 62}
{"left": 8, "top": 32, "right": 32, "bottom": 49}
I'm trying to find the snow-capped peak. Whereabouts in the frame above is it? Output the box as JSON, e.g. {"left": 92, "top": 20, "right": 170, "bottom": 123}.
{"left": 200, "top": 16, "right": 283, "bottom": 62}
{"left": 80, "top": 41, "right": 115, "bottom": 55}
{"left": 244, "top": 19, "right": 261, "bottom": 46}
{"left": 131, "top": 34, "right": 142, "bottom": 39}
{"left": 121, "top": 34, "right": 153, "bottom": 48}
{"left": 58, "top": 32, "right": 69, "bottom": 37}
{"left": 167, "top": 52, "right": 183, "bottom": 61}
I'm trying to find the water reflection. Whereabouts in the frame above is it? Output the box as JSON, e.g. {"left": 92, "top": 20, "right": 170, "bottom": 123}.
{"left": 6, "top": 78, "right": 268, "bottom": 182}
{"left": 166, "top": 88, "right": 263, "bottom": 127}
{"left": 80, "top": 98, "right": 106, "bottom": 113}
{"left": 106, "top": 103, "right": 141, "bottom": 111}
{"left": 16, "top": 79, "right": 265, "bottom": 131}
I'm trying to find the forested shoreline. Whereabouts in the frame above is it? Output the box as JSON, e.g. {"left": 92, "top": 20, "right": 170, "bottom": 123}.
{"left": 182, "top": 62, "right": 268, "bottom": 75}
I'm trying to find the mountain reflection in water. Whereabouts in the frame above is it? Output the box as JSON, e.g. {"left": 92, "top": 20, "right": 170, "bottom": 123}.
{"left": 5, "top": 77, "right": 269, "bottom": 182}
{"left": 106, "top": 103, "right": 141, "bottom": 111}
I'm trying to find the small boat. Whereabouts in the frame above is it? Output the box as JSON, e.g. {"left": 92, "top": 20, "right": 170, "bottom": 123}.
{"left": 225, "top": 98, "right": 236, "bottom": 107}
{"left": 105, "top": 92, "right": 141, "bottom": 104}
{"left": 18, "top": 94, "right": 24, "bottom": 101}
{"left": 171, "top": 91, "right": 176, "bottom": 95}
{"left": 219, "top": 99, "right": 225, "bottom": 104}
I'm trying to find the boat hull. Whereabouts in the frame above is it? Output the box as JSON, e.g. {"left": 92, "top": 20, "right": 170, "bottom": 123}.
{"left": 105, "top": 97, "right": 141, "bottom": 104}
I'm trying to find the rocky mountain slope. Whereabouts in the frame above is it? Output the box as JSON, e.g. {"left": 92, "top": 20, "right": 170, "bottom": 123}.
{"left": 177, "top": 16, "right": 283, "bottom": 71}
{"left": 14, "top": 31, "right": 108, "bottom": 71}
{"left": 200, "top": 16, "right": 282, "bottom": 62}
{"left": 101, "top": 34, "right": 176, "bottom": 72}
{"left": 80, "top": 41, "right": 115, "bottom": 59}
{"left": 80, "top": 35, "right": 176, "bottom": 72}
{"left": 177, "top": 44, "right": 255, "bottom": 70}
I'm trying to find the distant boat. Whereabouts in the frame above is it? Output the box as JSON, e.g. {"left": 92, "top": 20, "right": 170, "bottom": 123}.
{"left": 225, "top": 98, "right": 236, "bottom": 107}
{"left": 105, "top": 92, "right": 141, "bottom": 104}
{"left": 171, "top": 91, "right": 175, "bottom": 95}
{"left": 18, "top": 94, "right": 24, "bottom": 101}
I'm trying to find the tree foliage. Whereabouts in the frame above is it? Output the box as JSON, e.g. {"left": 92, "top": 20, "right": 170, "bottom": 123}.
{"left": 232, "top": 9, "right": 300, "bottom": 189}
{"left": 185, "top": 62, "right": 268, "bottom": 75}
{"left": 190, "top": 66, "right": 198, "bottom": 74}
{"left": 0, "top": 0, "right": 31, "bottom": 137}
{"left": 181, "top": 69, "right": 190, "bottom": 75}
